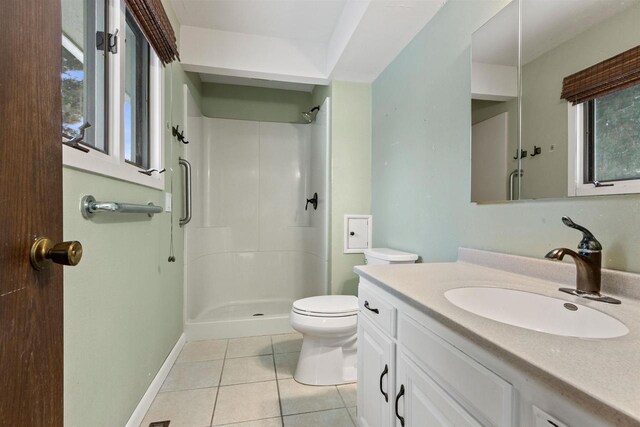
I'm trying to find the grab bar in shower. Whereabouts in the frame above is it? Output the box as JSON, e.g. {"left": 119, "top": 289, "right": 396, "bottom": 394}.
{"left": 508, "top": 169, "right": 523, "bottom": 201}
{"left": 80, "top": 195, "right": 163, "bottom": 219}
{"left": 179, "top": 157, "right": 192, "bottom": 227}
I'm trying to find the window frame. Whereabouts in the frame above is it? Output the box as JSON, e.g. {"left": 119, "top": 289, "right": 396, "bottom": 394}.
{"left": 568, "top": 100, "right": 640, "bottom": 197}
{"left": 62, "top": 0, "right": 164, "bottom": 191}
{"left": 61, "top": 0, "right": 109, "bottom": 154}
{"left": 123, "top": 9, "right": 151, "bottom": 169}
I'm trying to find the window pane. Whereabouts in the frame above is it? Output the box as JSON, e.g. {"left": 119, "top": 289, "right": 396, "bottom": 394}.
{"left": 61, "top": 0, "right": 107, "bottom": 152}
{"left": 124, "top": 10, "right": 150, "bottom": 169}
{"left": 593, "top": 84, "right": 640, "bottom": 182}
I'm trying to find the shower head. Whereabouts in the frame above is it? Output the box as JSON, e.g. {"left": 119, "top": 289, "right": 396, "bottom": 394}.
{"left": 301, "top": 105, "right": 320, "bottom": 123}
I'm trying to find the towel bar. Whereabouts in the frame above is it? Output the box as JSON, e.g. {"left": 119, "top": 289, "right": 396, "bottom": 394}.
{"left": 81, "top": 195, "right": 163, "bottom": 219}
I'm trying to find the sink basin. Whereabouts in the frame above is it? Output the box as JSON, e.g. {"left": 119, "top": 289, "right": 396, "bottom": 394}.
{"left": 444, "top": 287, "right": 628, "bottom": 339}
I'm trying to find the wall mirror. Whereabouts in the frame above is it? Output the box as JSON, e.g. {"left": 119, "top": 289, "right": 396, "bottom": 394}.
{"left": 471, "top": 0, "right": 640, "bottom": 203}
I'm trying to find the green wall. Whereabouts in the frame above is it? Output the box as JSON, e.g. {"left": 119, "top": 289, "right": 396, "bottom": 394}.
{"left": 372, "top": 0, "right": 640, "bottom": 273}
{"left": 201, "top": 83, "right": 313, "bottom": 123}
{"left": 329, "top": 82, "right": 372, "bottom": 295}
{"left": 63, "top": 3, "right": 201, "bottom": 425}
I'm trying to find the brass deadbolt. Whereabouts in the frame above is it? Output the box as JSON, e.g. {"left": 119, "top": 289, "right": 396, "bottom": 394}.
{"left": 30, "top": 237, "right": 83, "bottom": 271}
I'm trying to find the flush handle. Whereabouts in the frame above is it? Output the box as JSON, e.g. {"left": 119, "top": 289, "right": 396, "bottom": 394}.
{"left": 30, "top": 237, "right": 83, "bottom": 271}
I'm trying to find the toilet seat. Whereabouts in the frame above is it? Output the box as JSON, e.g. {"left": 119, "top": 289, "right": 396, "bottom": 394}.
{"left": 292, "top": 295, "right": 358, "bottom": 317}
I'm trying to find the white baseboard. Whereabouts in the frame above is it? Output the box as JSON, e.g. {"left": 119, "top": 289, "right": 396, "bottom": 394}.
{"left": 125, "top": 333, "right": 186, "bottom": 427}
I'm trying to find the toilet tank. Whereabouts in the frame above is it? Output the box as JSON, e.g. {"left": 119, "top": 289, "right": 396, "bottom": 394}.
{"left": 364, "top": 248, "right": 418, "bottom": 265}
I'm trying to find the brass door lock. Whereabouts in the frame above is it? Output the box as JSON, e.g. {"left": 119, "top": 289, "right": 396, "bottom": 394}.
{"left": 30, "top": 237, "right": 83, "bottom": 271}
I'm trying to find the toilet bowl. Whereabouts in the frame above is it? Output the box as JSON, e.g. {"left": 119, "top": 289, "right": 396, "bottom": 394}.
{"left": 290, "top": 295, "right": 358, "bottom": 386}
{"left": 290, "top": 249, "right": 417, "bottom": 386}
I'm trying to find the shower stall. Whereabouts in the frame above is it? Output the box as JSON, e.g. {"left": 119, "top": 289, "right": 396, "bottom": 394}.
{"left": 182, "top": 86, "right": 330, "bottom": 339}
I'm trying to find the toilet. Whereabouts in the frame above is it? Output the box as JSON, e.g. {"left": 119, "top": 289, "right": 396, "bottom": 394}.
{"left": 290, "top": 247, "right": 418, "bottom": 386}
{"left": 290, "top": 295, "right": 358, "bottom": 385}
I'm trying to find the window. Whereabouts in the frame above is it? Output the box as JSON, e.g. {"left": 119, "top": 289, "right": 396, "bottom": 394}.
{"left": 61, "top": 0, "right": 107, "bottom": 152}
{"left": 61, "top": 0, "right": 163, "bottom": 189}
{"left": 583, "top": 84, "right": 640, "bottom": 184}
{"left": 569, "top": 83, "right": 640, "bottom": 196}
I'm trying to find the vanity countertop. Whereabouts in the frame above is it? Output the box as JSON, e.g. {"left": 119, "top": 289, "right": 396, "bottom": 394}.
{"left": 354, "top": 248, "right": 640, "bottom": 426}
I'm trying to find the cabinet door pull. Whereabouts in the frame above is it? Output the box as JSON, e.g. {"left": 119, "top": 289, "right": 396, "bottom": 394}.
{"left": 395, "top": 384, "right": 405, "bottom": 426}
{"left": 364, "top": 300, "right": 379, "bottom": 314}
{"left": 379, "top": 364, "right": 389, "bottom": 402}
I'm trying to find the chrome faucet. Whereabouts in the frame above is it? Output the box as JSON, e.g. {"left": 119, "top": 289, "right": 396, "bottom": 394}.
{"left": 545, "top": 217, "right": 620, "bottom": 304}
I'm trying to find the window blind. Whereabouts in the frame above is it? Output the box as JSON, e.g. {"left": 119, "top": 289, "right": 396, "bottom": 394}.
{"left": 125, "top": 0, "right": 179, "bottom": 64}
{"left": 561, "top": 45, "right": 640, "bottom": 105}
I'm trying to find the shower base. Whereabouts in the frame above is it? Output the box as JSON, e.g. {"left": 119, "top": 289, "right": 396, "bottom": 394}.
{"left": 184, "top": 299, "right": 295, "bottom": 340}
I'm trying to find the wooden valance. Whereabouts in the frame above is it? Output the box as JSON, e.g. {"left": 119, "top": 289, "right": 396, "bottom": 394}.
{"left": 125, "top": 0, "right": 179, "bottom": 64}
{"left": 561, "top": 45, "right": 640, "bottom": 105}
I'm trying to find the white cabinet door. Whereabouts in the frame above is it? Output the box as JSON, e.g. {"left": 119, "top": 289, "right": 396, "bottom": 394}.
{"left": 395, "top": 350, "right": 482, "bottom": 427}
{"left": 358, "top": 315, "right": 395, "bottom": 427}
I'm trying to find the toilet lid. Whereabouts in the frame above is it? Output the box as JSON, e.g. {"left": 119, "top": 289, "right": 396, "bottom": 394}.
{"left": 293, "top": 295, "right": 358, "bottom": 317}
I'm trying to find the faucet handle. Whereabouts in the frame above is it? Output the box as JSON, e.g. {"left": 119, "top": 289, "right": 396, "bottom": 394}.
{"left": 561, "top": 216, "right": 602, "bottom": 252}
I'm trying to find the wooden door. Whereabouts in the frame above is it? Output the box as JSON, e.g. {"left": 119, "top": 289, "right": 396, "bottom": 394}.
{"left": 357, "top": 316, "right": 395, "bottom": 427}
{"left": 0, "top": 0, "right": 64, "bottom": 425}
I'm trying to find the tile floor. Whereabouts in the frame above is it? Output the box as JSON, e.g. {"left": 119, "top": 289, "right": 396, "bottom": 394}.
{"left": 141, "top": 333, "right": 358, "bottom": 427}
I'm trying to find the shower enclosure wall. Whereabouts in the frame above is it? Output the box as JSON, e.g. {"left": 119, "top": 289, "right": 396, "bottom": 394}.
{"left": 183, "top": 87, "right": 330, "bottom": 339}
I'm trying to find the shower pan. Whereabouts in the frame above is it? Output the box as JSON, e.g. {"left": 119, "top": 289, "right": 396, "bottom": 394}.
{"left": 182, "top": 86, "right": 330, "bottom": 339}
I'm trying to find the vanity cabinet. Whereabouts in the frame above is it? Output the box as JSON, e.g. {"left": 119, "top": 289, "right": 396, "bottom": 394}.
{"left": 357, "top": 277, "right": 602, "bottom": 427}
{"left": 395, "top": 349, "right": 483, "bottom": 426}
{"left": 358, "top": 278, "right": 512, "bottom": 427}
{"left": 357, "top": 315, "right": 395, "bottom": 427}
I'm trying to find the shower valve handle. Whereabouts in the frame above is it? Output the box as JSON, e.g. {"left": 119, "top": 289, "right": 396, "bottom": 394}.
{"left": 305, "top": 193, "right": 318, "bottom": 211}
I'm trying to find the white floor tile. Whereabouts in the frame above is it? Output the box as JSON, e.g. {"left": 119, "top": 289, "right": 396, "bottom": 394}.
{"left": 337, "top": 383, "right": 357, "bottom": 407}
{"left": 161, "top": 360, "right": 224, "bottom": 392}
{"left": 347, "top": 407, "right": 357, "bottom": 426}
{"left": 178, "top": 339, "right": 228, "bottom": 363}
{"left": 221, "top": 355, "right": 276, "bottom": 385}
{"left": 271, "top": 333, "right": 302, "bottom": 354}
{"left": 212, "top": 381, "right": 280, "bottom": 425}
{"left": 148, "top": 334, "right": 358, "bottom": 427}
{"left": 278, "top": 379, "right": 344, "bottom": 416}
{"left": 214, "top": 418, "right": 283, "bottom": 427}
{"left": 274, "top": 352, "right": 299, "bottom": 379}
{"left": 227, "top": 336, "right": 273, "bottom": 359}
{"left": 283, "top": 408, "right": 355, "bottom": 427}
{"left": 141, "top": 387, "right": 217, "bottom": 427}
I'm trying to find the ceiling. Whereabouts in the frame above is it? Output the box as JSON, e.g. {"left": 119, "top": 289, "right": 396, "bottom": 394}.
{"left": 473, "top": 0, "right": 639, "bottom": 67}
{"left": 521, "top": 0, "right": 639, "bottom": 65}
{"left": 169, "top": 0, "right": 447, "bottom": 90}
{"left": 171, "top": 0, "right": 348, "bottom": 44}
